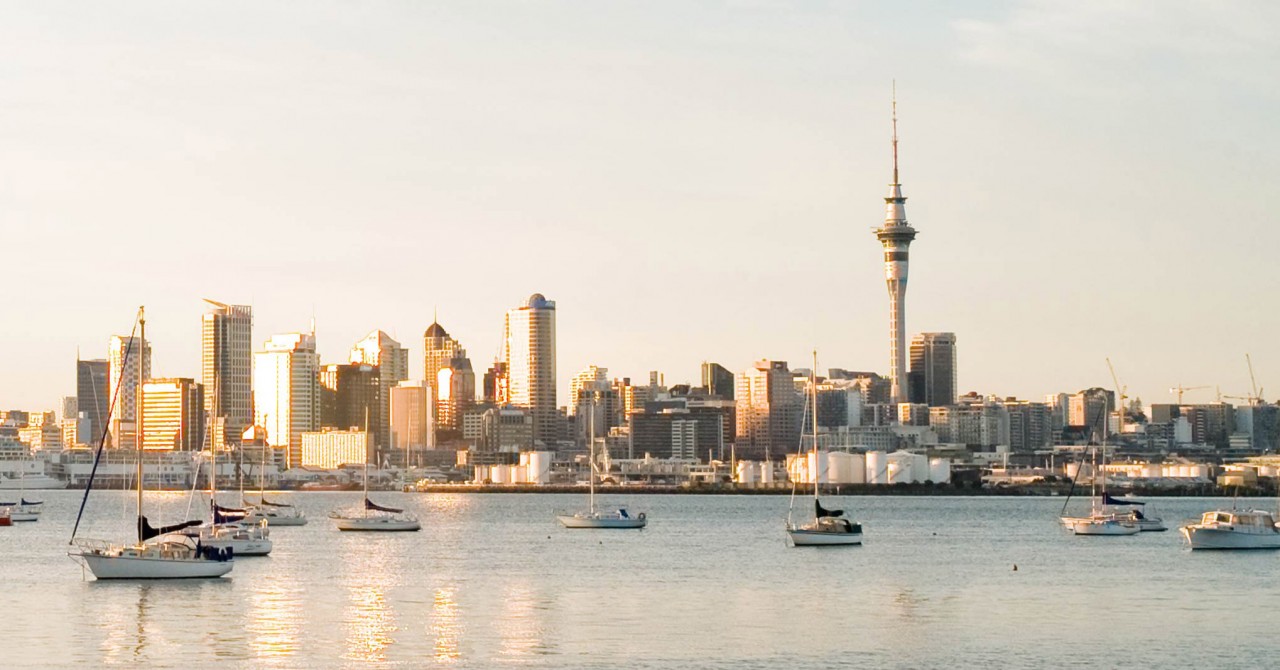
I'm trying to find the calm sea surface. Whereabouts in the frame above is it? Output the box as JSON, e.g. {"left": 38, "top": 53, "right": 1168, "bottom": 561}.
{"left": 3, "top": 491, "right": 1280, "bottom": 668}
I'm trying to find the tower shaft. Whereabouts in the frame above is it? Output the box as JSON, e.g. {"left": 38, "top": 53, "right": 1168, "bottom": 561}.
{"left": 874, "top": 90, "right": 916, "bottom": 404}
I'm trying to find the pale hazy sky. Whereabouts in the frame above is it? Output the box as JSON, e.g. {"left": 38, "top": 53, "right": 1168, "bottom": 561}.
{"left": 2, "top": 1, "right": 1277, "bottom": 412}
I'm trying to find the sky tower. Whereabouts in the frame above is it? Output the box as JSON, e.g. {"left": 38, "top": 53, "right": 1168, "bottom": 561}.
{"left": 875, "top": 88, "right": 917, "bottom": 404}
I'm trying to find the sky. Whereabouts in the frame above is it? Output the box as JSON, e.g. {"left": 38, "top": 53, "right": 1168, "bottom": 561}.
{"left": 1, "top": 1, "right": 1278, "bottom": 412}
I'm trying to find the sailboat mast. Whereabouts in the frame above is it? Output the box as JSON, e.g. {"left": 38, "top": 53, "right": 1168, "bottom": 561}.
{"left": 588, "top": 393, "right": 596, "bottom": 514}
{"left": 136, "top": 306, "right": 146, "bottom": 542}
{"left": 811, "top": 350, "right": 819, "bottom": 502}
{"left": 364, "top": 406, "right": 370, "bottom": 518}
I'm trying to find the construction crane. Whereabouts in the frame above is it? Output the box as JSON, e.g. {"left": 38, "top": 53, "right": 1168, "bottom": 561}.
{"left": 1107, "top": 358, "right": 1127, "bottom": 437}
{"left": 1246, "top": 354, "right": 1265, "bottom": 404}
{"left": 1169, "top": 384, "right": 1209, "bottom": 404}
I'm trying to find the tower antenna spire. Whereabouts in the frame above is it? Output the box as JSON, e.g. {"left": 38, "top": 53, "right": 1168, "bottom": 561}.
{"left": 891, "top": 80, "right": 899, "bottom": 185}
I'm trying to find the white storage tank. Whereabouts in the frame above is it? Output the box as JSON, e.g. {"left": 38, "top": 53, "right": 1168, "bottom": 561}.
{"left": 1142, "top": 463, "right": 1162, "bottom": 479}
{"left": 865, "top": 451, "right": 887, "bottom": 485}
{"left": 1189, "top": 465, "right": 1208, "bottom": 479}
{"left": 928, "top": 458, "right": 951, "bottom": 484}
{"left": 490, "top": 464, "right": 510, "bottom": 485}
{"left": 736, "top": 460, "right": 759, "bottom": 484}
{"left": 760, "top": 462, "right": 776, "bottom": 485}
{"left": 808, "top": 451, "right": 829, "bottom": 485}
{"left": 887, "top": 451, "right": 915, "bottom": 484}
{"left": 521, "top": 451, "right": 552, "bottom": 485}
{"left": 473, "top": 464, "right": 490, "bottom": 484}
{"left": 912, "top": 453, "right": 930, "bottom": 484}
{"left": 827, "top": 452, "right": 863, "bottom": 484}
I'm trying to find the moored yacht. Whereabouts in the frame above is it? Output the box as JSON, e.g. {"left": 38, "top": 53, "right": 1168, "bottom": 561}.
{"left": 331, "top": 498, "right": 421, "bottom": 532}
{"left": 1181, "top": 510, "right": 1280, "bottom": 550}
{"left": 244, "top": 498, "right": 308, "bottom": 526}
{"left": 67, "top": 307, "right": 234, "bottom": 580}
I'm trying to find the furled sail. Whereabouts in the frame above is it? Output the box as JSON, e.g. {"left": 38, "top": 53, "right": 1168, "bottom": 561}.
{"left": 212, "top": 503, "right": 247, "bottom": 524}
{"left": 815, "top": 500, "right": 844, "bottom": 518}
{"left": 138, "top": 516, "right": 202, "bottom": 541}
{"left": 1103, "top": 493, "right": 1144, "bottom": 506}
{"left": 365, "top": 498, "right": 403, "bottom": 514}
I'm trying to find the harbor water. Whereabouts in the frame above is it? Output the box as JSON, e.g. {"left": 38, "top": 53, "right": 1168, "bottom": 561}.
{"left": 4, "top": 492, "right": 1280, "bottom": 668}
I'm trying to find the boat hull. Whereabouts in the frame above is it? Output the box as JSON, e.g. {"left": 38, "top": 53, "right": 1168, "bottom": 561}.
{"left": 788, "top": 529, "right": 863, "bottom": 546}
{"left": 334, "top": 517, "right": 420, "bottom": 532}
{"left": 556, "top": 514, "right": 646, "bottom": 529}
{"left": 1181, "top": 526, "right": 1280, "bottom": 550}
{"left": 1071, "top": 519, "right": 1140, "bottom": 536}
{"left": 9, "top": 511, "right": 40, "bottom": 522}
{"left": 73, "top": 550, "right": 233, "bottom": 580}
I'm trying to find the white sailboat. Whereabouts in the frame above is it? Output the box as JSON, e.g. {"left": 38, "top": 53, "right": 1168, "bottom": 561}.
{"left": 787, "top": 352, "right": 862, "bottom": 547}
{"left": 329, "top": 413, "right": 420, "bottom": 532}
{"left": 556, "top": 396, "right": 646, "bottom": 529}
{"left": 1063, "top": 446, "right": 1140, "bottom": 536}
{"left": 243, "top": 456, "right": 307, "bottom": 526}
{"left": 68, "top": 307, "right": 234, "bottom": 579}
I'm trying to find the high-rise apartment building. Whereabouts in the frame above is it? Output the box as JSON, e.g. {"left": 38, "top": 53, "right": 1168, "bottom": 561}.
{"left": 735, "top": 360, "right": 801, "bottom": 460}
{"left": 141, "top": 378, "right": 205, "bottom": 451}
{"left": 253, "top": 333, "right": 321, "bottom": 468}
{"left": 701, "top": 362, "right": 735, "bottom": 400}
{"left": 570, "top": 366, "right": 609, "bottom": 415}
{"left": 349, "top": 330, "right": 408, "bottom": 448}
{"left": 76, "top": 358, "right": 110, "bottom": 446}
{"left": 504, "top": 294, "right": 557, "bottom": 447}
{"left": 908, "top": 332, "right": 957, "bottom": 407}
{"left": 1068, "top": 388, "right": 1115, "bottom": 443}
{"left": 201, "top": 300, "right": 253, "bottom": 447}
{"left": 108, "top": 335, "right": 152, "bottom": 448}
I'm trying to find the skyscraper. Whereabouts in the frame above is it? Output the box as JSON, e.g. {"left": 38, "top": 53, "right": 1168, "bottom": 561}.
{"left": 253, "top": 332, "right": 321, "bottom": 468}
{"left": 423, "top": 319, "right": 467, "bottom": 438}
{"left": 390, "top": 381, "right": 433, "bottom": 454}
{"left": 349, "top": 330, "right": 409, "bottom": 448}
{"left": 504, "top": 293, "right": 557, "bottom": 447}
{"left": 873, "top": 92, "right": 917, "bottom": 404}
{"left": 108, "top": 335, "right": 152, "bottom": 448}
{"left": 201, "top": 300, "right": 253, "bottom": 446}
{"left": 908, "top": 332, "right": 957, "bottom": 407}
{"left": 141, "top": 378, "right": 205, "bottom": 451}
{"left": 320, "top": 363, "right": 382, "bottom": 445}
{"left": 436, "top": 357, "right": 476, "bottom": 435}
{"left": 701, "top": 362, "right": 735, "bottom": 400}
{"left": 76, "top": 358, "right": 110, "bottom": 446}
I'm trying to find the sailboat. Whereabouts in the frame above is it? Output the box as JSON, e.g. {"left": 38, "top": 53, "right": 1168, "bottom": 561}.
{"left": 243, "top": 453, "right": 307, "bottom": 526}
{"left": 68, "top": 307, "right": 234, "bottom": 579}
{"left": 556, "top": 395, "right": 646, "bottom": 529}
{"left": 1062, "top": 445, "right": 1140, "bottom": 536}
{"left": 787, "top": 352, "right": 861, "bottom": 546}
{"left": 329, "top": 411, "right": 420, "bottom": 531}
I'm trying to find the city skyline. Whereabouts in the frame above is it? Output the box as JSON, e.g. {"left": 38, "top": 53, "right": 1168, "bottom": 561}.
{"left": 2, "top": 2, "right": 1278, "bottom": 412}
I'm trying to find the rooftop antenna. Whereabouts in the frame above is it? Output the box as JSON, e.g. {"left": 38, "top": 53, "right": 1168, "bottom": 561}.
{"left": 891, "top": 80, "right": 899, "bottom": 185}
